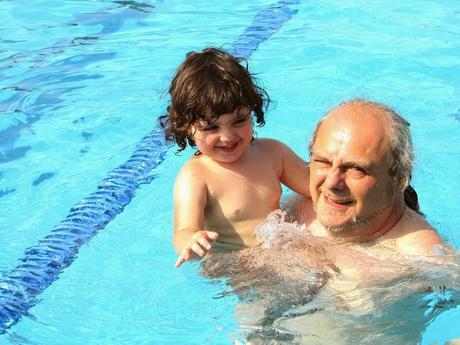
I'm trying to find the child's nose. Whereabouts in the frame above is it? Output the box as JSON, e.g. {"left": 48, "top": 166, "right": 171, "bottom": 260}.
{"left": 220, "top": 128, "right": 236, "bottom": 141}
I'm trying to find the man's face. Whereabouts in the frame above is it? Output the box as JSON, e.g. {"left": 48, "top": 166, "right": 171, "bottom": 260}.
{"left": 309, "top": 108, "right": 398, "bottom": 234}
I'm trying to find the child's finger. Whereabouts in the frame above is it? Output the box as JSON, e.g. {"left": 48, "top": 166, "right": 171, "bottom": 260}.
{"left": 197, "top": 237, "right": 212, "bottom": 250}
{"left": 176, "top": 247, "right": 196, "bottom": 267}
{"left": 175, "top": 253, "right": 186, "bottom": 268}
{"left": 205, "top": 231, "right": 219, "bottom": 241}
{"left": 191, "top": 242, "right": 205, "bottom": 257}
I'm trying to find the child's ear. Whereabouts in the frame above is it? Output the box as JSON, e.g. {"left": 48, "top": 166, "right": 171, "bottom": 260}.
{"left": 186, "top": 125, "right": 196, "bottom": 138}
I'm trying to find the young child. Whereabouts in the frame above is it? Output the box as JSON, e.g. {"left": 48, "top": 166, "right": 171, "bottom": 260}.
{"left": 160, "top": 47, "right": 310, "bottom": 267}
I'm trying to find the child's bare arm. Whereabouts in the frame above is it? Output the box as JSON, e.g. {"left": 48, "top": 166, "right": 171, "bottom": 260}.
{"left": 173, "top": 164, "right": 219, "bottom": 267}
{"left": 278, "top": 142, "right": 310, "bottom": 197}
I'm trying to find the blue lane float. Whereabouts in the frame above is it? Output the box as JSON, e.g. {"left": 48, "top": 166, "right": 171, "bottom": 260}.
{"left": 0, "top": 129, "right": 171, "bottom": 332}
{"left": 0, "top": 0, "right": 301, "bottom": 334}
{"left": 231, "top": 0, "right": 300, "bottom": 58}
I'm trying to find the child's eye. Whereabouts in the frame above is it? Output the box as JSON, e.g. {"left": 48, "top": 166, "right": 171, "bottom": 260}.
{"left": 203, "top": 125, "right": 218, "bottom": 131}
{"left": 234, "top": 117, "right": 248, "bottom": 125}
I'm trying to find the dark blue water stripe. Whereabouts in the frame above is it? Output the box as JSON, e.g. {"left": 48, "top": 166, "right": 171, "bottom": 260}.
{"left": 451, "top": 109, "right": 460, "bottom": 121}
{"left": 0, "top": 0, "right": 300, "bottom": 334}
{"left": 231, "top": 0, "right": 300, "bottom": 58}
{"left": 0, "top": 129, "right": 171, "bottom": 332}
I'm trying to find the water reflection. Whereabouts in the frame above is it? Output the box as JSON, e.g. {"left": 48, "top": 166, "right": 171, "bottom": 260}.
{"left": 0, "top": 1, "right": 155, "bottom": 164}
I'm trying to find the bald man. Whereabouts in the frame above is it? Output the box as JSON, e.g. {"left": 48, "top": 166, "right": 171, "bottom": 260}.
{"left": 289, "top": 98, "right": 443, "bottom": 256}
{"left": 224, "top": 99, "right": 457, "bottom": 345}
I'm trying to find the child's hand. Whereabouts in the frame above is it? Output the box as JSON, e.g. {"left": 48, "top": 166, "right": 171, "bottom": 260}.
{"left": 175, "top": 231, "right": 219, "bottom": 267}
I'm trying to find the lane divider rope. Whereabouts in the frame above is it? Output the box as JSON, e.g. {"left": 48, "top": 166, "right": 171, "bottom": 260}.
{"left": 0, "top": 0, "right": 300, "bottom": 333}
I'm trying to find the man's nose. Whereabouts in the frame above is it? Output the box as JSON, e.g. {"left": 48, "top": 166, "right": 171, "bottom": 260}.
{"left": 324, "top": 168, "right": 345, "bottom": 190}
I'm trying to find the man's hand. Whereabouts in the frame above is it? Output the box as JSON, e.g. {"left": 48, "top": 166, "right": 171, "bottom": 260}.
{"left": 175, "top": 231, "right": 219, "bottom": 267}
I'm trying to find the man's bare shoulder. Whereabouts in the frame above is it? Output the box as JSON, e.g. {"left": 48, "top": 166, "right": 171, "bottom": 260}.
{"left": 384, "top": 208, "right": 444, "bottom": 255}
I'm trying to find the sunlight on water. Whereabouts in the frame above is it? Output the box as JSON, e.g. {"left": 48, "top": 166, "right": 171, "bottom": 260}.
{"left": 0, "top": 0, "right": 459, "bottom": 344}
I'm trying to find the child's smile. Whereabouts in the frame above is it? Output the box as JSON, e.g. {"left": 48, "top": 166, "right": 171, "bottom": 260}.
{"left": 216, "top": 142, "right": 239, "bottom": 153}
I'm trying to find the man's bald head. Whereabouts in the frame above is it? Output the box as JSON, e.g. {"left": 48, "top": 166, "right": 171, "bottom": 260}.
{"left": 309, "top": 99, "right": 414, "bottom": 191}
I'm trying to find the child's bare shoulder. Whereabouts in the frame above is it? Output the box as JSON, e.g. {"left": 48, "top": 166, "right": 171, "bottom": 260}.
{"left": 175, "top": 155, "right": 209, "bottom": 183}
{"left": 254, "top": 139, "right": 294, "bottom": 161}
{"left": 255, "top": 138, "right": 289, "bottom": 152}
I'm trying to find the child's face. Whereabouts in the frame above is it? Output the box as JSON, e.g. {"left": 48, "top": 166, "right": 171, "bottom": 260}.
{"left": 190, "top": 106, "right": 253, "bottom": 163}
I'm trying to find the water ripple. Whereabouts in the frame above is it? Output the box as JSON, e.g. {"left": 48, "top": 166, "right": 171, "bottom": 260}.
{"left": 0, "top": 0, "right": 302, "bottom": 334}
{"left": 0, "top": 128, "right": 171, "bottom": 333}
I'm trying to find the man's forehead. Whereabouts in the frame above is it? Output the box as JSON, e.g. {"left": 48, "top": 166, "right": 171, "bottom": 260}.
{"left": 313, "top": 108, "right": 390, "bottom": 162}
{"left": 322, "top": 103, "right": 388, "bottom": 138}
{"left": 311, "top": 148, "right": 378, "bottom": 171}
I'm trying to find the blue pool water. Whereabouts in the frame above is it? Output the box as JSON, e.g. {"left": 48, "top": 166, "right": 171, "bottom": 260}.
{"left": 1, "top": 0, "right": 460, "bottom": 344}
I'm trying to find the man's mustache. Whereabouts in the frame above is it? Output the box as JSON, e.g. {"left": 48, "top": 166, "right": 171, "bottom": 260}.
{"left": 319, "top": 189, "right": 355, "bottom": 204}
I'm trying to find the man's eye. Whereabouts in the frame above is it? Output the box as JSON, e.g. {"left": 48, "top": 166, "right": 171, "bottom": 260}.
{"left": 349, "top": 167, "right": 366, "bottom": 177}
{"left": 312, "top": 159, "right": 329, "bottom": 166}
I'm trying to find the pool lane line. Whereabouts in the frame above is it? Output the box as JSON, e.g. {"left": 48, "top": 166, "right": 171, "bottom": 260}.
{"left": 0, "top": 0, "right": 301, "bottom": 334}
{"left": 231, "top": 0, "right": 300, "bottom": 58}
{"left": 0, "top": 129, "right": 172, "bottom": 332}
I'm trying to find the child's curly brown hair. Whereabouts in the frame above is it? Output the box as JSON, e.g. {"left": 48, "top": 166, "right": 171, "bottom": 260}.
{"left": 159, "top": 47, "right": 270, "bottom": 151}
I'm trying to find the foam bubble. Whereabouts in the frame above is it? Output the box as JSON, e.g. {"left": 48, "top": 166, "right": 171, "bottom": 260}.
{"left": 255, "top": 209, "right": 305, "bottom": 249}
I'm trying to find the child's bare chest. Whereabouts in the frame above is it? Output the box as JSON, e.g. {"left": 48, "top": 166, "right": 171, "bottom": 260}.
{"left": 204, "top": 159, "right": 282, "bottom": 223}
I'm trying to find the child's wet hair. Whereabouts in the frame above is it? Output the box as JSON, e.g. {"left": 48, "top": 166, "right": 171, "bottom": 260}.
{"left": 159, "top": 47, "right": 269, "bottom": 151}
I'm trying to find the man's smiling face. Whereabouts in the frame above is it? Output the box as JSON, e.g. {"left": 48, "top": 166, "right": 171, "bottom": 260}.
{"left": 309, "top": 103, "right": 398, "bottom": 234}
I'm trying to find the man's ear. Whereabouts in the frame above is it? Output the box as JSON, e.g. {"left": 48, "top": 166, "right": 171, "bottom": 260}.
{"left": 391, "top": 174, "right": 406, "bottom": 193}
{"left": 391, "top": 178, "right": 405, "bottom": 206}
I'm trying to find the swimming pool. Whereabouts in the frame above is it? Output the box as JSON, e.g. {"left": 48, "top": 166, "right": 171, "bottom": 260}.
{"left": 1, "top": 0, "right": 459, "bottom": 344}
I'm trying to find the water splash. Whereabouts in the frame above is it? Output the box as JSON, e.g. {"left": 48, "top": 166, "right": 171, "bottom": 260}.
{"left": 255, "top": 209, "right": 305, "bottom": 249}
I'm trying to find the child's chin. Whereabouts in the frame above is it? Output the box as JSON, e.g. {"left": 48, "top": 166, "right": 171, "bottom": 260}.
{"left": 215, "top": 154, "right": 243, "bottom": 164}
